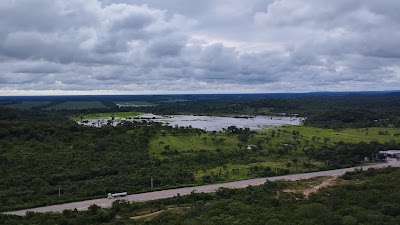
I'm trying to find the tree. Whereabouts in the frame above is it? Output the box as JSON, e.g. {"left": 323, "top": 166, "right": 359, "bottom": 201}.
{"left": 292, "top": 158, "right": 298, "bottom": 166}
{"left": 341, "top": 215, "right": 358, "bottom": 225}
{"left": 237, "top": 134, "right": 248, "bottom": 142}
{"left": 88, "top": 204, "right": 101, "bottom": 215}
{"left": 323, "top": 137, "right": 331, "bottom": 145}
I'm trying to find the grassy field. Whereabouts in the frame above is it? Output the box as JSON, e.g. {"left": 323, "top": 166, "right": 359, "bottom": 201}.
{"left": 149, "top": 132, "right": 239, "bottom": 156}
{"left": 193, "top": 159, "right": 323, "bottom": 182}
{"left": 277, "top": 125, "right": 400, "bottom": 144}
{"left": 4, "top": 101, "right": 50, "bottom": 109}
{"left": 149, "top": 125, "right": 400, "bottom": 183}
{"left": 114, "top": 101, "right": 156, "bottom": 107}
{"left": 150, "top": 126, "right": 400, "bottom": 157}
{"left": 71, "top": 111, "right": 143, "bottom": 120}
{"left": 148, "top": 128, "right": 325, "bottom": 183}
{"left": 47, "top": 101, "right": 107, "bottom": 110}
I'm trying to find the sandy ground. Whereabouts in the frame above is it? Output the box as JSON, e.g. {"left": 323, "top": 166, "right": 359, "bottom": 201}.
{"left": 283, "top": 176, "right": 338, "bottom": 198}
{"left": 130, "top": 207, "right": 190, "bottom": 220}
{"left": 303, "top": 176, "right": 337, "bottom": 197}
{"left": 130, "top": 210, "right": 166, "bottom": 220}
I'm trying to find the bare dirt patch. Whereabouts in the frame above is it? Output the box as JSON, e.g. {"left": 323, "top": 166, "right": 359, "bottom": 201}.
{"left": 303, "top": 176, "right": 337, "bottom": 198}
{"left": 130, "top": 207, "right": 190, "bottom": 220}
{"left": 130, "top": 210, "right": 165, "bottom": 220}
{"left": 283, "top": 176, "right": 339, "bottom": 198}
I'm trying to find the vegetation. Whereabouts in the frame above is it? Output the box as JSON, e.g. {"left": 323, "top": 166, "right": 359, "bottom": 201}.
{"left": 70, "top": 111, "right": 143, "bottom": 120}
{"left": 3, "top": 167, "right": 400, "bottom": 224}
{"left": 148, "top": 125, "right": 399, "bottom": 181}
{"left": 280, "top": 126, "right": 400, "bottom": 143}
{"left": 134, "top": 93, "right": 400, "bottom": 118}
{"left": 304, "top": 108, "right": 399, "bottom": 129}
{"left": 1, "top": 106, "right": 399, "bottom": 212}
{"left": 2, "top": 101, "right": 51, "bottom": 109}
{"left": 46, "top": 101, "right": 107, "bottom": 110}
{"left": 4, "top": 92, "right": 400, "bottom": 117}
{"left": 1, "top": 92, "right": 400, "bottom": 216}
{"left": 114, "top": 101, "right": 156, "bottom": 107}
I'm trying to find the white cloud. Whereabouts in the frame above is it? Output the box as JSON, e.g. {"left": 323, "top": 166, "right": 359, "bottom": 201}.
{"left": 0, "top": 0, "right": 399, "bottom": 95}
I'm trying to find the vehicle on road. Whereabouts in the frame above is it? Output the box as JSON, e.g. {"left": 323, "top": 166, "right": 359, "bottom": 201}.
{"left": 107, "top": 192, "right": 127, "bottom": 199}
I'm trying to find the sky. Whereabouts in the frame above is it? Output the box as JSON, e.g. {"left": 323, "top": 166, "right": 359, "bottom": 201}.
{"left": 0, "top": 0, "right": 399, "bottom": 95}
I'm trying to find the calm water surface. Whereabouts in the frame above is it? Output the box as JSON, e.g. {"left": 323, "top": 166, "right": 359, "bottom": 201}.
{"left": 78, "top": 114, "right": 303, "bottom": 131}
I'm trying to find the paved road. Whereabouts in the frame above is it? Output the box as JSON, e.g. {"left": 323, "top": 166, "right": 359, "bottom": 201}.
{"left": 5, "top": 159, "right": 400, "bottom": 216}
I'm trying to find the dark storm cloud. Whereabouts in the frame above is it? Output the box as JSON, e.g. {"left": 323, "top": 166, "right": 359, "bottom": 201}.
{"left": 0, "top": 0, "right": 399, "bottom": 94}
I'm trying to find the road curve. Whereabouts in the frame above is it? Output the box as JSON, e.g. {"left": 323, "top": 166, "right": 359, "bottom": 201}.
{"left": 5, "top": 159, "right": 400, "bottom": 216}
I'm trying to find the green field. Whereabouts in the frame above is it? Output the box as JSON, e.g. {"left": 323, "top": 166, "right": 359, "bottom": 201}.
{"left": 47, "top": 101, "right": 107, "bottom": 110}
{"left": 148, "top": 125, "right": 399, "bottom": 183}
{"left": 149, "top": 128, "right": 322, "bottom": 182}
{"left": 193, "top": 159, "right": 322, "bottom": 182}
{"left": 71, "top": 111, "right": 143, "bottom": 120}
{"left": 149, "top": 132, "right": 239, "bottom": 156}
{"left": 4, "top": 101, "right": 50, "bottom": 109}
{"left": 114, "top": 101, "right": 156, "bottom": 107}
{"left": 278, "top": 125, "right": 400, "bottom": 144}
{"left": 150, "top": 126, "right": 399, "bottom": 157}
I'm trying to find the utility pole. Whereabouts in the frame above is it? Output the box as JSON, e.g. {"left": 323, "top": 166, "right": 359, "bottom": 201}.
{"left": 151, "top": 178, "right": 153, "bottom": 189}
{"left": 58, "top": 187, "right": 61, "bottom": 197}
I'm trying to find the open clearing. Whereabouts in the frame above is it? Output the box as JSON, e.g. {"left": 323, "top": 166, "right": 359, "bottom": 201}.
{"left": 149, "top": 124, "right": 399, "bottom": 182}
{"left": 280, "top": 125, "right": 400, "bottom": 143}
{"left": 130, "top": 207, "right": 189, "bottom": 221}
{"left": 149, "top": 132, "right": 239, "bottom": 155}
{"left": 283, "top": 176, "right": 339, "bottom": 198}
{"left": 303, "top": 176, "right": 337, "bottom": 197}
{"left": 72, "top": 111, "right": 143, "bottom": 120}
{"left": 150, "top": 125, "right": 400, "bottom": 157}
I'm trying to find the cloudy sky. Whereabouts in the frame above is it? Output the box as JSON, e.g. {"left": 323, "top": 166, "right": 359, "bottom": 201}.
{"left": 0, "top": 0, "right": 399, "bottom": 95}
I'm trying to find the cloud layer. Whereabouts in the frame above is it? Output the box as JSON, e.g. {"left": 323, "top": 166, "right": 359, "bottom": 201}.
{"left": 0, "top": 0, "right": 399, "bottom": 95}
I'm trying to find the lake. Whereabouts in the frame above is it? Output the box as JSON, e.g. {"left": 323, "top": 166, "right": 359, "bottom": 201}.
{"left": 77, "top": 114, "right": 303, "bottom": 131}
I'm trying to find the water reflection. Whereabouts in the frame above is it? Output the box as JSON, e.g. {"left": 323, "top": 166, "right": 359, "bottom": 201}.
{"left": 77, "top": 113, "right": 304, "bottom": 131}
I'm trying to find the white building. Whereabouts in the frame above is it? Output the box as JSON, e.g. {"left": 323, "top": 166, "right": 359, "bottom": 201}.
{"left": 379, "top": 150, "right": 400, "bottom": 158}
